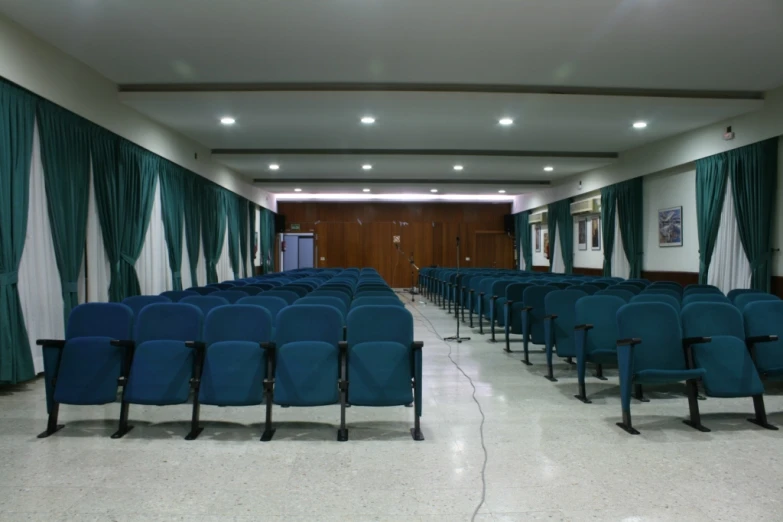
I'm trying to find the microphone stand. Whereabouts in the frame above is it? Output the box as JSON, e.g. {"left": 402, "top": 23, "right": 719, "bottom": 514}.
{"left": 409, "top": 254, "right": 419, "bottom": 302}
{"left": 444, "top": 236, "right": 470, "bottom": 343}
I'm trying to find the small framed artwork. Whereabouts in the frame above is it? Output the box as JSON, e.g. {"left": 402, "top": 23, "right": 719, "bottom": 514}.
{"left": 577, "top": 218, "right": 587, "bottom": 251}
{"left": 658, "top": 206, "right": 683, "bottom": 247}
{"left": 534, "top": 224, "right": 541, "bottom": 252}
{"left": 591, "top": 218, "right": 601, "bottom": 251}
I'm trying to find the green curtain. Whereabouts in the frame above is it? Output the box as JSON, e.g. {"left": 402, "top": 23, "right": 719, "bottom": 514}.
{"left": 252, "top": 205, "right": 260, "bottom": 276}
{"left": 265, "top": 209, "right": 277, "bottom": 273}
{"left": 183, "top": 175, "right": 202, "bottom": 287}
{"left": 159, "top": 161, "right": 185, "bottom": 290}
{"left": 695, "top": 154, "right": 728, "bottom": 284}
{"left": 201, "top": 185, "right": 227, "bottom": 284}
{"left": 36, "top": 101, "right": 91, "bottom": 323}
{"left": 92, "top": 134, "right": 158, "bottom": 301}
{"left": 0, "top": 81, "right": 36, "bottom": 384}
{"left": 240, "top": 198, "right": 251, "bottom": 277}
{"left": 225, "top": 193, "right": 241, "bottom": 279}
{"left": 546, "top": 204, "right": 558, "bottom": 272}
{"left": 258, "top": 209, "right": 268, "bottom": 275}
{"left": 728, "top": 138, "right": 778, "bottom": 292}
{"left": 514, "top": 211, "right": 532, "bottom": 271}
{"left": 616, "top": 178, "right": 644, "bottom": 278}
{"left": 600, "top": 185, "right": 617, "bottom": 277}
{"left": 558, "top": 201, "right": 574, "bottom": 274}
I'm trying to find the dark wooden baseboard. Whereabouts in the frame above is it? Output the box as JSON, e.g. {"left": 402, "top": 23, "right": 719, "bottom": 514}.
{"left": 531, "top": 265, "right": 549, "bottom": 273}
{"left": 573, "top": 267, "right": 603, "bottom": 277}
{"left": 771, "top": 276, "right": 783, "bottom": 298}
{"left": 640, "top": 270, "right": 699, "bottom": 286}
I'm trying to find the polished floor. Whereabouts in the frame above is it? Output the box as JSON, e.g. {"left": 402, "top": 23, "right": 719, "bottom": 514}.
{"left": 2, "top": 296, "right": 783, "bottom": 521}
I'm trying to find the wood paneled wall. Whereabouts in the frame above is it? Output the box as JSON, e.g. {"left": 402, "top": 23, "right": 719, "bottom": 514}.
{"left": 278, "top": 202, "right": 514, "bottom": 286}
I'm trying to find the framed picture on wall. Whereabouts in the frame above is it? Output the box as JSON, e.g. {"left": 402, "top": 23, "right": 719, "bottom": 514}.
{"left": 534, "top": 224, "right": 541, "bottom": 252}
{"left": 591, "top": 218, "right": 601, "bottom": 251}
{"left": 577, "top": 218, "right": 587, "bottom": 251}
{"left": 658, "top": 206, "right": 683, "bottom": 247}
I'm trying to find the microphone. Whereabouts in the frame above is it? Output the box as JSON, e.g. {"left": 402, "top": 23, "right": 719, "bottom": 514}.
{"left": 456, "top": 236, "right": 460, "bottom": 246}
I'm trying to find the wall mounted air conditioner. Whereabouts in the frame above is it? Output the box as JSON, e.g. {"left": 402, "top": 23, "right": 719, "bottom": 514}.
{"left": 529, "top": 210, "right": 548, "bottom": 225}
{"left": 570, "top": 197, "right": 601, "bottom": 216}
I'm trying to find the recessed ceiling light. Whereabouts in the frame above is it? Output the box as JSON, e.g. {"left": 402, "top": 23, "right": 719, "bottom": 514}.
{"left": 269, "top": 164, "right": 280, "bottom": 171}
{"left": 362, "top": 164, "right": 373, "bottom": 170}
{"left": 498, "top": 190, "right": 506, "bottom": 194}
{"left": 633, "top": 121, "right": 648, "bottom": 129}
{"left": 498, "top": 117, "right": 514, "bottom": 126}
{"left": 294, "top": 188, "right": 302, "bottom": 192}
{"left": 361, "top": 116, "right": 376, "bottom": 124}
{"left": 220, "top": 117, "right": 236, "bottom": 125}
{"left": 362, "top": 188, "right": 371, "bottom": 193}
{"left": 453, "top": 165, "right": 464, "bottom": 171}
{"left": 544, "top": 166, "right": 554, "bottom": 172}
{"left": 430, "top": 189, "right": 438, "bottom": 193}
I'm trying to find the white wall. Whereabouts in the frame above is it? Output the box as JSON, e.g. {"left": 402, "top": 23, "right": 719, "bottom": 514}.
{"left": 642, "top": 167, "right": 699, "bottom": 272}
{"left": 0, "top": 14, "right": 276, "bottom": 212}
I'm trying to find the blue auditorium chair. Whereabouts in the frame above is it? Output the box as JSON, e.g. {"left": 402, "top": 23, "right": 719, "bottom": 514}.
{"left": 310, "top": 290, "right": 351, "bottom": 308}
{"left": 615, "top": 303, "right": 706, "bottom": 435}
{"left": 640, "top": 287, "right": 681, "bottom": 300}
{"left": 542, "top": 289, "right": 588, "bottom": 381}
{"left": 187, "top": 286, "right": 217, "bottom": 295}
{"left": 487, "top": 280, "right": 515, "bottom": 342}
{"left": 180, "top": 295, "right": 230, "bottom": 315}
{"left": 281, "top": 285, "right": 310, "bottom": 297}
{"left": 114, "top": 303, "right": 204, "bottom": 439}
{"left": 208, "top": 283, "right": 234, "bottom": 290}
{"left": 210, "top": 289, "right": 249, "bottom": 303}
{"left": 355, "top": 290, "right": 395, "bottom": 299}
{"left": 744, "top": 301, "right": 783, "bottom": 382}
{"left": 595, "top": 288, "right": 634, "bottom": 302}
{"left": 683, "top": 284, "right": 722, "bottom": 296}
{"left": 503, "top": 283, "right": 533, "bottom": 352}
{"left": 351, "top": 296, "right": 404, "bottom": 309}
{"left": 631, "top": 293, "right": 681, "bottom": 312}
{"left": 547, "top": 281, "right": 573, "bottom": 290}
{"left": 734, "top": 293, "right": 780, "bottom": 311}
{"left": 648, "top": 282, "right": 683, "bottom": 296}
{"left": 728, "top": 288, "right": 763, "bottom": 302}
{"left": 344, "top": 305, "right": 423, "bottom": 441}
{"left": 264, "top": 289, "right": 299, "bottom": 305}
{"left": 190, "top": 305, "right": 274, "bottom": 439}
{"left": 681, "top": 293, "right": 731, "bottom": 306}
{"left": 682, "top": 302, "right": 775, "bottom": 430}
{"left": 261, "top": 305, "right": 343, "bottom": 441}
{"left": 239, "top": 286, "right": 263, "bottom": 296}
{"left": 297, "top": 296, "right": 348, "bottom": 320}
{"left": 122, "top": 295, "right": 171, "bottom": 316}
{"left": 612, "top": 284, "right": 642, "bottom": 295}
{"left": 573, "top": 295, "right": 625, "bottom": 403}
{"left": 237, "top": 296, "right": 288, "bottom": 327}
{"left": 37, "top": 303, "right": 134, "bottom": 438}
{"left": 248, "top": 282, "right": 275, "bottom": 291}
{"left": 160, "top": 290, "right": 199, "bottom": 302}
{"left": 576, "top": 284, "right": 600, "bottom": 295}
{"left": 520, "top": 286, "right": 557, "bottom": 365}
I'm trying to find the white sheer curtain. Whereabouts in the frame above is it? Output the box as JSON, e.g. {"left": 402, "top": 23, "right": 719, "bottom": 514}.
{"left": 135, "top": 181, "right": 172, "bottom": 295}
{"left": 86, "top": 163, "right": 111, "bottom": 303}
{"left": 552, "top": 225, "right": 566, "bottom": 273}
{"left": 18, "top": 122, "right": 64, "bottom": 374}
{"left": 216, "top": 224, "right": 233, "bottom": 282}
{"left": 612, "top": 210, "right": 630, "bottom": 279}
{"left": 708, "top": 178, "right": 751, "bottom": 293}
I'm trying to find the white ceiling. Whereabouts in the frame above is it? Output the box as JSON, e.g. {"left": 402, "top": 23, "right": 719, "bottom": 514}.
{"left": 1, "top": 0, "right": 781, "bottom": 198}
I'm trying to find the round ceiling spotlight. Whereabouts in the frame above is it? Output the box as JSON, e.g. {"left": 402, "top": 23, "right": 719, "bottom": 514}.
{"left": 220, "top": 117, "right": 236, "bottom": 125}
{"left": 362, "top": 188, "right": 371, "bottom": 193}
{"left": 361, "top": 116, "right": 376, "bottom": 124}
{"left": 544, "top": 166, "right": 554, "bottom": 172}
{"left": 294, "top": 188, "right": 302, "bottom": 192}
{"left": 453, "top": 165, "right": 464, "bottom": 171}
{"left": 633, "top": 121, "right": 648, "bottom": 129}
{"left": 498, "top": 190, "right": 506, "bottom": 194}
{"left": 498, "top": 117, "right": 514, "bottom": 126}
{"left": 269, "top": 164, "right": 280, "bottom": 171}
{"left": 430, "top": 189, "right": 438, "bottom": 193}
{"left": 362, "top": 164, "right": 373, "bottom": 170}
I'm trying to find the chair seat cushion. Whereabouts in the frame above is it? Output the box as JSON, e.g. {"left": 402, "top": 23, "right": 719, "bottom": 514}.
{"left": 694, "top": 337, "right": 764, "bottom": 398}
{"left": 634, "top": 367, "right": 705, "bottom": 385}
{"left": 348, "top": 341, "right": 413, "bottom": 407}
{"left": 199, "top": 341, "right": 266, "bottom": 406}
{"left": 274, "top": 341, "right": 339, "bottom": 406}
{"left": 53, "top": 337, "right": 124, "bottom": 405}
{"left": 125, "top": 340, "right": 194, "bottom": 405}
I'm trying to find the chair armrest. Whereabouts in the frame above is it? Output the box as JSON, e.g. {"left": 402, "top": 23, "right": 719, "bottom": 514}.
{"left": 543, "top": 314, "right": 558, "bottom": 320}
{"left": 412, "top": 341, "right": 424, "bottom": 351}
{"left": 184, "top": 341, "right": 206, "bottom": 350}
{"left": 36, "top": 339, "right": 66, "bottom": 348}
{"left": 338, "top": 341, "right": 348, "bottom": 354}
{"left": 261, "top": 341, "right": 277, "bottom": 353}
{"left": 110, "top": 339, "right": 135, "bottom": 348}
{"left": 574, "top": 324, "right": 594, "bottom": 331}
{"left": 521, "top": 306, "right": 533, "bottom": 312}
{"left": 617, "top": 338, "right": 642, "bottom": 347}
{"left": 505, "top": 300, "right": 513, "bottom": 307}
{"left": 747, "top": 335, "right": 779, "bottom": 344}
{"left": 479, "top": 292, "right": 485, "bottom": 297}
{"left": 683, "top": 336, "right": 711, "bottom": 348}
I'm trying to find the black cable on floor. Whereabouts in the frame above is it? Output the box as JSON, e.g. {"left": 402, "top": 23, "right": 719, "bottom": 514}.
{"left": 408, "top": 300, "right": 488, "bottom": 522}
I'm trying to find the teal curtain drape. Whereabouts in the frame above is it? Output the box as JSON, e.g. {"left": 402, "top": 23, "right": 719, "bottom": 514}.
{"left": 695, "top": 154, "right": 728, "bottom": 284}
{"left": 727, "top": 138, "right": 778, "bottom": 292}
{"left": 37, "top": 101, "right": 91, "bottom": 323}
{"left": 92, "top": 134, "right": 158, "bottom": 301}
{"left": 546, "top": 200, "right": 572, "bottom": 273}
{"left": 258, "top": 210, "right": 268, "bottom": 275}
{"left": 515, "top": 212, "right": 532, "bottom": 271}
{"left": 159, "top": 161, "right": 185, "bottom": 290}
{"left": 240, "top": 198, "right": 251, "bottom": 277}
{"left": 225, "top": 193, "right": 241, "bottom": 280}
{"left": 546, "top": 204, "right": 558, "bottom": 272}
{"left": 265, "top": 209, "right": 277, "bottom": 273}
{"left": 616, "top": 178, "right": 644, "bottom": 278}
{"left": 183, "top": 175, "right": 202, "bottom": 287}
{"left": 201, "top": 185, "right": 227, "bottom": 284}
{"left": 600, "top": 185, "right": 617, "bottom": 277}
{"left": 251, "top": 205, "right": 260, "bottom": 275}
{"left": 0, "top": 82, "right": 36, "bottom": 384}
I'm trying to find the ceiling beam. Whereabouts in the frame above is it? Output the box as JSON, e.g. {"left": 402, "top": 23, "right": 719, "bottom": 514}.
{"left": 216, "top": 148, "right": 618, "bottom": 159}
{"left": 252, "top": 178, "right": 550, "bottom": 186}
{"left": 119, "top": 82, "right": 764, "bottom": 100}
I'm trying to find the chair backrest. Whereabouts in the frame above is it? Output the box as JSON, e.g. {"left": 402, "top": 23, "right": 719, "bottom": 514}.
{"left": 595, "top": 288, "right": 634, "bottom": 302}
{"left": 187, "top": 286, "right": 217, "bottom": 295}
{"left": 544, "top": 289, "right": 588, "bottom": 356}
{"left": 743, "top": 300, "right": 783, "bottom": 374}
{"left": 640, "top": 287, "right": 682, "bottom": 300}
{"left": 684, "top": 284, "right": 722, "bottom": 296}
{"left": 612, "top": 284, "right": 641, "bottom": 295}
{"left": 297, "top": 296, "right": 348, "bottom": 319}
{"left": 122, "top": 295, "right": 172, "bottom": 316}
{"left": 275, "top": 305, "right": 343, "bottom": 346}
{"left": 522, "top": 286, "right": 557, "bottom": 343}
{"left": 505, "top": 283, "right": 533, "bottom": 302}
{"left": 263, "top": 290, "right": 300, "bottom": 305}
{"left": 631, "top": 293, "right": 681, "bottom": 312}
{"left": 354, "top": 290, "right": 396, "bottom": 298}
{"left": 281, "top": 285, "right": 310, "bottom": 297}
{"left": 160, "top": 290, "right": 199, "bottom": 302}
{"left": 574, "top": 295, "right": 625, "bottom": 356}
{"left": 180, "top": 295, "right": 230, "bottom": 316}
{"left": 209, "top": 290, "right": 249, "bottom": 304}
{"left": 491, "top": 280, "right": 515, "bottom": 297}
{"left": 547, "top": 282, "right": 573, "bottom": 289}
{"left": 238, "top": 286, "right": 263, "bottom": 296}
{"left": 209, "top": 283, "right": 234, "bottom": 290}
{"left": 66, "top": 302, "right": 134, "bottom": 340}
{"left": 134, "top": 303, "right": 203, "bottom": 344}
{"left": 347, "top": 305, "right": 413, "bottom": 347}
{"left": 617, "top": 302, "right": 685, "bottom": 371}
{"left": 235, "top": 296, "right": 289, "bottom": 325}
{"left": 576, "top": 284, "right": 600, "bottom": 295}
{"left": 588, "top": 281, "right": 610, "bottom": 289}
{"left": 204, "top": 305, "right": 273, "bottom": 345}
{"left": 228, "top": 281, "right": 246, "bottom": 286}
{"left": 248, "top": 282, "right": 275, "bottom": 291}
{"left": 681, "top": 293, "right": 731, "bottom": 306}
{"left": 649, "top": 282, "right": 683, "bottom": 295}
{"left": 727, "top": 288, "right": 763, "bottom": 302}
{"left": 351, "top": 296, "right": 405, "bottom": 308}
{"left": 681, "top": 302, "right": 744, "bottom": 339}
{"left": 310, "top": 290, "right": 351, "bottom": 308}
{"left": 734, "top": 293, "right": 780, "bottom": 311}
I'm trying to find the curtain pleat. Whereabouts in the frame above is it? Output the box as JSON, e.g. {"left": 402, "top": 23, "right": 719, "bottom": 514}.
{"left": 695, "top": 154, "right": 728, "bottom": 284}
{"left": 159, "top": 161, "right": 185, "bottom": 290}
{"left": 616, "top": 178, "right": 644, "bottom": 278}
{"left": 135, "top": 182, "right": 172, "bottom": 295}
{"left": 600, "top": 186, "right": 617, "bottom": 277}
{"left": 226, "top": 193, "right": 241, "bottom": 279}
{"left": 546, "top": 204, "right": 558, "bottom": 272}
{"left": 240, "top": 198, "right": 251, "bottom": 278}
{"left": 201, "top": 185, "right": 227, "bottom": 284}
{"left": 517, "top": 211, "right": 532, "bottom": 271}
{"left": 183, "top": 175, "right": 202, "bottom": 287}
{"left": 708, "top": 178, "right": 752, "bottom": 293}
